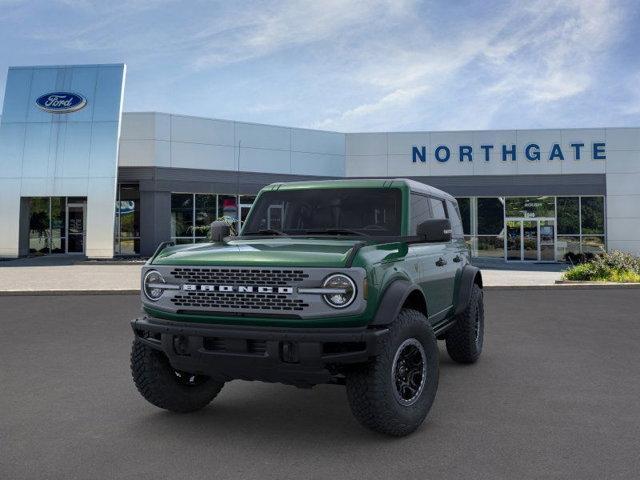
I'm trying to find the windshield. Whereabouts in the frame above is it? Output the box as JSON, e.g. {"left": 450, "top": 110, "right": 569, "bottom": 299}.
{"left": 242, "top": 188, "right": 402, "bottom": 237}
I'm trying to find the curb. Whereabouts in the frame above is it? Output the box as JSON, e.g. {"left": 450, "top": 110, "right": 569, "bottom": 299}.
{"left": 487, "top": 283, "right": 640, "bottom": 290}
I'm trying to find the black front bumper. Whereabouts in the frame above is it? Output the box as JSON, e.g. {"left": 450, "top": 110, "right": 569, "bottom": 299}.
{"left": 131, "top": 316, "right": 389, "bottom": 387}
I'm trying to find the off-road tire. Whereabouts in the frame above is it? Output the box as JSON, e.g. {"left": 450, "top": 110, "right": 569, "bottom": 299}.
{"left": 345, "top": 309, "right": 439, "bottom": 436}
{"left": 131, "top": 340, "right": 224, "bottom": 413}
{"left": 445, "top": 283, "right": 484, "bottom": 363}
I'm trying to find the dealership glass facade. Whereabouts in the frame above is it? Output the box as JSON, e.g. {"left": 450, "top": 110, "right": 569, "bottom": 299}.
{"left": 455, "top": 196, "right": 606, "bottom": 261}
{"left": 87, "top": 189, "right": 610, "bottom": 260}
{"left": 170, "top": 193, "right": 256, "bottom": 244}
{"left": 27, "top": 197, "right": 87, "bottom": 255}
{"left": 114, "top": 184, "right": 140, "bottom": 255}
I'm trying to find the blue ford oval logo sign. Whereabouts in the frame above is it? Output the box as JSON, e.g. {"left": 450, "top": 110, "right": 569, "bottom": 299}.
{"left": 35, "top": 92, "right": 87, "bottom": 114}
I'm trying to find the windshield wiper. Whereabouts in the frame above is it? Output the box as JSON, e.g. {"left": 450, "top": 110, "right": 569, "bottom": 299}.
{"left": 301, "top": 228, "right": 370, "bottom": 237}
{"left": 243, "top": 229, "right": 289, "bottom": 237}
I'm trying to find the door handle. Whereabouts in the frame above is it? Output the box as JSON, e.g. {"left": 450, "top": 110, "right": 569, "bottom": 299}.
{"left": 435, "top": 257, "right": 447, "bottom": 267}
{"left": 453, "top": 255, "right": 462, "bottom": 263}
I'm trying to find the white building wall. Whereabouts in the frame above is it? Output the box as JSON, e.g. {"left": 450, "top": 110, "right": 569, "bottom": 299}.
{"left": 345, "top": 129, "right": 608, "bottom": 177}
{"left": 117, "top": 118, "right": 640, "bottom": 255}
{"left": 345, "top": 128, "right": 640, "bottom": 255}
{"left": 605, "top": 128, "right": 640, "bottom": 254}
{"left": 118, "top": 113, "right": 345, "bottom": 177}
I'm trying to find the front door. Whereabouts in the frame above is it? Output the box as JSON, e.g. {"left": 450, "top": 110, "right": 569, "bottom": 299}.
{"left": 66, "top": 203, "right": 86, "bottom": 254}
{"left": 539, "top": 220, "right": 555, "bottom": 261}
{"left": 505, "top": 219, "right": 556, "bottom": 261}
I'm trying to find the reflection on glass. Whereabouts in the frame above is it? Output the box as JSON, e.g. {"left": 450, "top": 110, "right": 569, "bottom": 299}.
{"left": 456, "top": 198, "right": 471, "bottom": 235}
{"left": 195, "top": 194, "right": 216, "bottom": 238}
{"left": 506, "top": 220, "right": 522, "bottom": 260}
{"left": 171, "top": 194, "right": 193, "bottom": 238}
{"left": 174, "top": 237, "right": 193, "bottom": 245}
{"left": 582, "top": 236, "right": 605, "bottom": 254}
{"left": 29, "top": 237, "right": 48, "bottom": 254}
{"left": 410, "top": 194, "right": 431, "bottom": 234}
{"left": 67, "top": 234, "right": 83, "bottom": 253}
{"left": 50, "top": 235, "right": 65, "bottom": 254}
{"left": 557, "top": 197, "right": 579, "bottom": 234}
{"left": 117, "top": 239, "right": 139, "bottom": 255}
{"left": 67, "top": 204, "right": 85, "bottom": 253}
{"left": 557, "top": 236, "right": 581, "bottom": 259}
{"left": 29, "top": 197, "right": 50, "bottom": 254}
{"left": 218, "top": 195, "right": 238, "bottom": 222}
{"left": 114, "top": 184, "right": 141, "bottom": 255}
{"left": 119, "top": 185, "right": 140, "bottom": 238}
{"left": 581, "top": 197, "right": 605, "bottom": 234}
{"left": 539, "top": 220, "right": 555, "bottom": 261}
{"left": 522, "top": 221, "right": 538, "bottom": 260}
{"left": 169, "top": 193, "right": 252, "bottom": 244}
{"left": 477, "top": 198, "right": 504, "bottom": 235}
{"left": 242, "top": 189, "right": 402, "bottom": 236}
{"left": 476, "top": 236, "right": 504, "bottom": 258}
{"left": 506, "top": 197, "right": 555, "bottom": 218}
{"left": 51, "top": 197, "right": 65, "bottom": 239}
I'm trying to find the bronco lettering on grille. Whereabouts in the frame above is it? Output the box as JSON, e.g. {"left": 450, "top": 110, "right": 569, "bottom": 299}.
{"left": 182, "top": 285, "right": 294, "bottom": 294}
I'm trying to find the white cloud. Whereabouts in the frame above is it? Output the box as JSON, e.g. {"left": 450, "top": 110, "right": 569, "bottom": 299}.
{"left": 2, "top": 0, "right": 631, "bottom": 130}
{"left": 482, "top": 0, "right": 621, "bottom": 103}
{"left": 313, "top": 85, "right": 429, "bottom": 130}
{"left": 314, "top": 0, "right": 625, "bottom": 130}
{"left": 190, "top": 0, "right": 414, "bottom": 69}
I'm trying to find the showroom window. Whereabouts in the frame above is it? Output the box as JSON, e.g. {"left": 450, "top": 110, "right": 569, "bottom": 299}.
{"left": 556, "top": 196, "right": 606, "bottom": 257}
{"left": 455, "top": 198, "right": 471, "bottom": 235}
{"left": 557, "top": 197, "right": 579, "bottom": 235}
{"left": 476, "top": 197, "right": 505, "bottom": 258}
{"left": 195, "top": 194, "right": 217, "bottom": 242}
{"left": 505, "top": 196, "right": 555, "bottom": 218}
{"left": 114, "top": 184, "right": 140, "bottom": 255}
{"left": 455, "top": 197, "right": 473, "bottom": 251}
{"left": 28, "top": 197, "right": 65, "bottom": 254}
{"left": 438, "top": 195, "right": 605, "bottom": 261}
{"left": 171, "top": 193, "right": 255, "bottom": 244}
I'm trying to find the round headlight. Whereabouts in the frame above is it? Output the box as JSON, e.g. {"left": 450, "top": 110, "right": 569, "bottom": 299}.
{"left": 143, "top": 270, "right": 165, "bottom": 301}
{"left": 322, "top": 274, "right": 356, "bottom": 308}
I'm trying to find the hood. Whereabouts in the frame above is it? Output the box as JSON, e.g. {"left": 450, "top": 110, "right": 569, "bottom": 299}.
{"left": 151, "top": 238, "right": 362, "bottom": 268}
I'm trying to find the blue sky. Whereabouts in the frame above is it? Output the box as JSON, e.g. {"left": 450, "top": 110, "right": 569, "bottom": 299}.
{"left": 1, "top": 0, "right": 639, "bottom": 132}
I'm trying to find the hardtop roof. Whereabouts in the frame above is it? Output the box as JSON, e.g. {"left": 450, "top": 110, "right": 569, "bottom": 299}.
{"left": 264, "top": 178, "right": 455, "bottom": 202}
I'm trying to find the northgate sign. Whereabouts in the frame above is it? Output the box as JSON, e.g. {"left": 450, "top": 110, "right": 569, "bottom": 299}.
{"left": 412, "top": 142, "right": 606, "bottom": 163}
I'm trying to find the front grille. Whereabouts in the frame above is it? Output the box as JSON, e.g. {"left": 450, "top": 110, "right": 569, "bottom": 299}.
{"left": 170, "top": 267, "right": 309, "bottom": 286}
{"left": 170, "top": 291, "right": 309, "bottom": 311}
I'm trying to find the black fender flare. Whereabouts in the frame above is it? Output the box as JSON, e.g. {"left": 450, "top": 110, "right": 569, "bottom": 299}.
{"left": 369, "top": 279, "right": 427, "bottom": 326}
{"left": 454, "top": 265, "right": 483, "bottom": 316}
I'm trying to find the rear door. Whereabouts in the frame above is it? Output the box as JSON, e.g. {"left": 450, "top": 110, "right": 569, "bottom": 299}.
{"left": 445, "top": 198, "right": 468, "bottom": 297}
{"left": 408, "top": 193, "right": 449, "bottom": 322}
{"left": 426, "top": 197, "right": 458, "bottom": 317}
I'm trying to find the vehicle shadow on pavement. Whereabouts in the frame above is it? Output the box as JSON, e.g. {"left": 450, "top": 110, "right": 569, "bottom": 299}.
{"left": 124, "top": 347, "right": 465, "bottom": 446}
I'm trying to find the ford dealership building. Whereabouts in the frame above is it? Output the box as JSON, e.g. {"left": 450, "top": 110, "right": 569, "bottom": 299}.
{"left": 1, "top": 63, "right": 639, "bottom": 261}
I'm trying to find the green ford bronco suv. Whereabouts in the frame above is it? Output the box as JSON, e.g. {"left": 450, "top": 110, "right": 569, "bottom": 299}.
{"left": 131, "top": 179, "right": 484, "bottom": 436}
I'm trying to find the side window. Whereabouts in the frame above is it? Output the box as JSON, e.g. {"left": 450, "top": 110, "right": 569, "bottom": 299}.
{"left": 410, "top": 193, "right": 432, "bottom": 234}
{"left": 430, "top": 198, "right": 447, "bottom": 220}
{"left": 446, "top": 200, "right": 464, "bottom": 237}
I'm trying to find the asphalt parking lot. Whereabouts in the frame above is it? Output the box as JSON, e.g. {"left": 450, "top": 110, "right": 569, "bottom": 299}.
{"left": 2, "top": 289, "right": 640, "bottom": 480}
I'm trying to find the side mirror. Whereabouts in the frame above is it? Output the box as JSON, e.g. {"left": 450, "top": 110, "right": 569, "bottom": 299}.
{"left": 209, "top": 221, "right": 231, "bottom": 243}
{"left": 417, "top": 219, "right": 452, "bottom": 243}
